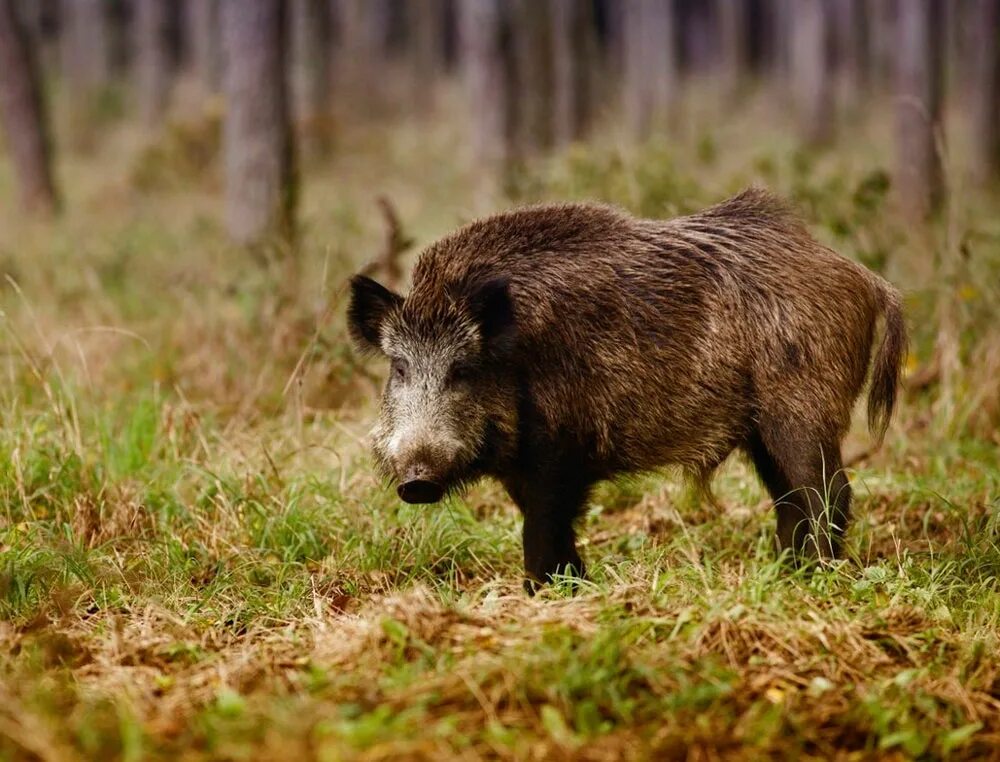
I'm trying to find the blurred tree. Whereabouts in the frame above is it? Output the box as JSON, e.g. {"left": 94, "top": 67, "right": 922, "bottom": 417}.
{"left": 894, "top": 0, "right": 944, "bottom": 218}
{"left": 60, "top": 0, "right": 111, "bottom": 112}
{"left": 790, "top": 0, "right": 833, "bottom": 145}
{"left": 185, "top": 0, "right": 221, "bottom": 94}
{"left": 830, "top": 0, "right": 869, "bottom": 112}
{"left": 622, "top": 0, "right": 678, "bottom": 139}
{"left": 333, "top": 0, "right": 386, "bottom": 108}
{"left": 510, "top": 0, "right": 555, "bottom": 157}
{"left": 716, "top": 0, "right": 748, "bottom": 96}
{"left": 289, "top": 0, "right": 331, "bottom": 151}
{"left": 678, "top": 0, "right": 714, "bottom": 75}
{"left": 17, "top": 0, "right": 59, "bottom": 73}
{"left": 865, "top": 0, "right": 896, "bottom": 94}
{"left": 221, "top": 0, "right": 296, "bottom": 247}
{"left": 969, "top": 0, "right": 1000, "bottom": 183}
{"left": 456, "top": 0, "right": 510, "bottom": 171}
{"left": 135, "top": 0, "right": 171, "bottom": 126}
{"left": 410, "top": 0, "right": 448, "bottom": 88}
{"left": 0, "top": 0, "right": 59, "bottom": 214}
{"left": 550, "top": 0, "right": 596, "bottom": 147}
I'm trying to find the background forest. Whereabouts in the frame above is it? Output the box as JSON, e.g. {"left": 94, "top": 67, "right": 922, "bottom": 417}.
{"left": 0, "top": 1, "right": 999, "bottom": 759}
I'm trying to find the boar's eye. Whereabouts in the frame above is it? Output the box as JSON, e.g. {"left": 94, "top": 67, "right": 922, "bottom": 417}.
{"left": 391, "top": 358, "right": 409, "bottom": 383}
{"left": 446, "top": 363, "right": 475, "bottom": 386}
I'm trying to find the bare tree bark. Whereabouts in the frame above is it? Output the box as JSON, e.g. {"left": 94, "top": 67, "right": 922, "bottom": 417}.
{"left": 185, "top": 0, "right": 221, "bottom": 94}
{"left": 17, "top": 0, "right": 59, "bottom": 74}
{"left": 60, "top": 0, "right": 110, "bottom": 94}
{"left": 135, "top": 0, "right": 172, "bottom": 126}
{"left": 509, "top": 0, "right": 555, "bottom": 158}
{"left": 333, "top": 0, "right": 385, "bottom": 106}
{"left": 550, "top": 0, "right": 596, "bottom": 147}
{"left": 716, "top": 0, "right": 748, "bottom": 96}
{"left": 221, "top": 0, "right": 296, "bottom": 247}
{"left": 622, "top": 0, "right": 678, "bottom": 140}
{"left": 456, "top": 0, "right": 510, "bottom": 170}
{"left": 790, "top": 0, "right": 834, "bottom": 145}
{"left": 289, "top": 0, "right": 331, "bottom": 147}
{"left": 0, "top": 0, "right": 59, "bottom": 214}
{"left": 411, "top": 0, "right": 448, "bottom": 81}
{"left": 830, "top": 0, "right": 869, "bottom": 111}
{"left": 894, "top": 0, "right": 944, "bottom": 219}
{"left": 969, "top": 0, "right": 1000, "bottom": 183}
{"left": 865, "top": 0, "right": 896, "bottom": 94}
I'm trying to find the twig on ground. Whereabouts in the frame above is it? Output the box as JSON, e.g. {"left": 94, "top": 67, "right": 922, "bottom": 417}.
{"left": 356, "top": 196, "right": 414, "bottom": 291}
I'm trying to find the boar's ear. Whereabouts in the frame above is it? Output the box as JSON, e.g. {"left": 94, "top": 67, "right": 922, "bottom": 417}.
{"left": 347, "top": 275, "right": 402, "bottom": 354}
{"left": 467, "top": 277, "right": 516, "bottom": 355}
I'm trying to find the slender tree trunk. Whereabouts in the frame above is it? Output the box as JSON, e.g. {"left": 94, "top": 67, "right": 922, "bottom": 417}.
{"left": 185, "top": 0, "right": 221, "bottom": 94}
{"left": 18, "top": 0, "right": 59, "bottom": 74}
{"left": 969, "top": 0, "right": 1000, "bottom": 183}
{"left": 289, "top": 0, "right": 331, "bottom": 148}
{"left": 866, "top": 0, "right": 896, "bottom": 94}
{"left": 830, "top": 0, "right": 869, "bottom": 111}
{"left": 679, "top": 0, "right": 714, "bottom": 75}
{"left": 790, "top": 0, "right": 833, "bottom": 144}
{"left": 411, "top": 0, "right": 447, "bottom": 85}
{"left": 60, "top": 0, "right": 110, "bottom": 93}
{"left": 894, "top": 0, "right": 944, "bottom": 219}
{"left": 0, "top": 0, "right": 58, "bottom": 214}
{"left": 623, "top": 0, "right": 678, "bottom": 140}
{"left": 135, "top": 0, "right": 171, "bottom": 126}
{"left": 457, "top": 0, "right": 510, "bottom": 170}
{"left": 334, "top": 0, "right": 384, "bottom": 107}
{"left": 509, "top": 0, "right": 554, "bottom": 158}
{"left": 550, "top": 0, "right": 596, "bottom": 147}
{"left": 716, "top": 0, "right": 748, "bottom": 96}
{"left": 221, "top": 0, "right": 296, "bottom": 247}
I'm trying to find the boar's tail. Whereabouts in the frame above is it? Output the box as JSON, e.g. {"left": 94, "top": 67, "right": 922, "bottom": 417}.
{"left": 867, "top": 281, "right": 907, "bottom": 445}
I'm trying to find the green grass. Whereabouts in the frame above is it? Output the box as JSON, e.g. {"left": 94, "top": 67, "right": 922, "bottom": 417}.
{"left": 0, "top": 89, "right": 999, "bottom": 760}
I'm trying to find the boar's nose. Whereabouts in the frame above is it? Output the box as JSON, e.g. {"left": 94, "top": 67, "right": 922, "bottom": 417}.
{"left": 397, "top": 465, "right": 445, "bottom": 504}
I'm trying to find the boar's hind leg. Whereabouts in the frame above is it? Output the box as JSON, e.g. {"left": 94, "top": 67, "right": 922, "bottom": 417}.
{"left": 504, "top": 471, "right": 590, "bottom": 594}
{"left": 746, "top": 422, "right": 851, "bottom": 562}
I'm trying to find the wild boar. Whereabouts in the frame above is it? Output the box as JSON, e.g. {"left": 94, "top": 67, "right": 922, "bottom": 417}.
{"left": 347, "top": 189, "right": 906, "bottom": 590}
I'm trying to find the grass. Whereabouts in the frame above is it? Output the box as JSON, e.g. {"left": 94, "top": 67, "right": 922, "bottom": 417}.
{"left": 0, "top": 85, "right": 999, "bottom": 760}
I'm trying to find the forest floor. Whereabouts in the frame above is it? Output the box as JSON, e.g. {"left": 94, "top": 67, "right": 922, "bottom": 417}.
{"left": 1, "top": 97, "right": 999, "bottom": 760}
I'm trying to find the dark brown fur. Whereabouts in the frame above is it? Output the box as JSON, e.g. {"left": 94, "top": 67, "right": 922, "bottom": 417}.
{"left": 348, "top": 188, "right": 907, "bottom": 589}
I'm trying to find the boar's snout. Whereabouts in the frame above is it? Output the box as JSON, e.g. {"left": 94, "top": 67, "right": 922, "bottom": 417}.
{"left": 397, "top": 464, "right": 445, "bottom": 504}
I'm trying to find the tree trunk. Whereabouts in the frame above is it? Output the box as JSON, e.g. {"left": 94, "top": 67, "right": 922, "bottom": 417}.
{"left": 0, "top": 0, "right": 59, "bottom": 214}
{"left": 456, "top": 0, "right": 510, "bottom": 170}
{"left": 333, "top": 0, "right": 385, "bottom": 107}
{"left": 716, "top": 0, "right": 748, "bottom": 96}
{"left": 185, "top": 0, "right": 221, "bottom": 93}
{"left": 830, "top": 0, "right": 869, "bottom": 111}
{"left": 622, "top": 0, "right": 678, "bottom": 140}
{"left": 894, "top": 0, "right": 944, "bottom": 219}
{"left": 221, "top": 0, "right": 296, "bottom": 247}
{"left": 865, "top": 0, "right": 896, "bottom": 94}
{"left": 411, "top": 0, "right": 447, "bottom": 83}
{"left": 60, "top": 0, "right": 110, "bottom": 93}
{"left": 790, "top": 0, "right": 833, "bottom": 145}
{"left": 969, "top": 0, "right": 1000, "bottom": 183}
{"left": 508, "top": 0, "right": 555, "bottom": 158}
{"left": 289, "top": 0, "right": 331, "bottom": 147}
{"left": 135, "top": 0, "right": 171, "bottom": 126}
{"left": 550, "top": 0, "right": 594, "bottom": 147}
{"left": 18, "top": 0, "right": 59, "bottom": 74}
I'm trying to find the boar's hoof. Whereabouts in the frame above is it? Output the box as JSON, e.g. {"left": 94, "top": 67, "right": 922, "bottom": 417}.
{"left": 397, "top": 479, "right": 445, "bottom": 504}
{"left": 523, "top": 560, "right": 587, "bottom": 596}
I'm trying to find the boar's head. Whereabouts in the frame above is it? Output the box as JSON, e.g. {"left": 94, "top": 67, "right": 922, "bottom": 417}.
{"left": 347, "top": 274, "right": 518, "bottom": 504}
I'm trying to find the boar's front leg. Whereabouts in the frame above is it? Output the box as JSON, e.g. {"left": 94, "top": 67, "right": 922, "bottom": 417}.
{"left": 502, "top": 466, "right": 590, "bottom": 594}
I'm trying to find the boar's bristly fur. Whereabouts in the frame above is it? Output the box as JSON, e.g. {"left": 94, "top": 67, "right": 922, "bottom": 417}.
{"left": 347, "top": 188, "right": 907, "bottom": 591}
